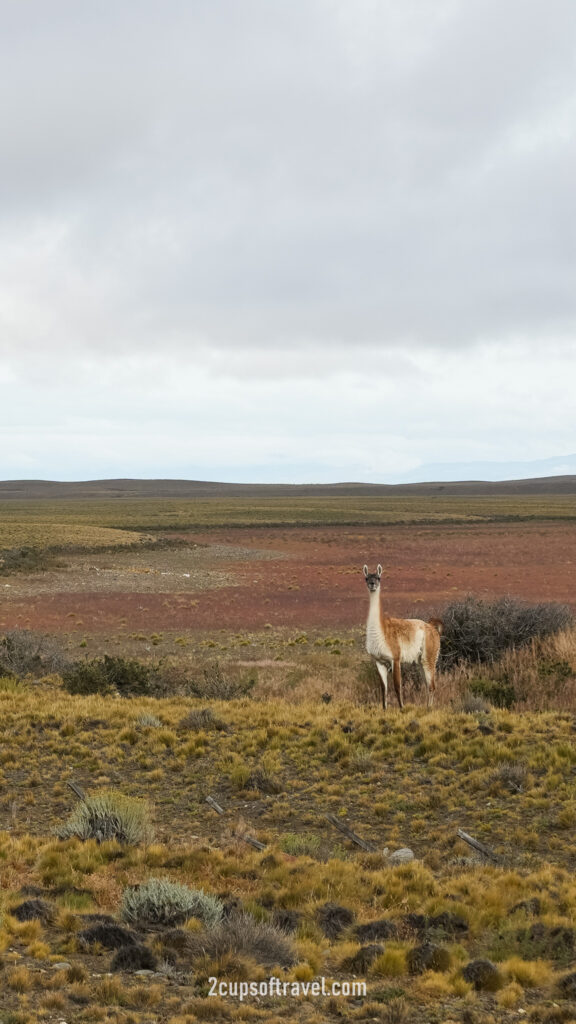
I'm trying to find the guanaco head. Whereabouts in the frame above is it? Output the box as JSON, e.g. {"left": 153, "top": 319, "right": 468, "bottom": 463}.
{"left": 363, "top": 564, "right": 382, "bottom": 592}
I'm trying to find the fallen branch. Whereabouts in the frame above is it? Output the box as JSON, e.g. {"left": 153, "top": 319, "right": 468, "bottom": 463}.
{"left": 325, "top": 813, "right": 376, "bottom": 852}
{"left": 205, "top": 796, "right": 225, "bottom": 815}
{"left": 233, "top": 831, "right": 266, "bottom": 851}
{"left": 457, "top": 829, "right": 500, "bottom": 862}
{"left": 66, "top": 781, "right": 86, "bottom": 802}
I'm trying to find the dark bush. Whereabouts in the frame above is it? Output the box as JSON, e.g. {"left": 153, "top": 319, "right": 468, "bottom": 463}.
{"left": 180, "top": 913, "right": 297, "bottom": 968}
{"left": 516, "top": 923, "right": 576, "bottom": 964}
{"left": 111, "top": 944, "right": 158, "bottom": 972}
{"left": 245, "top": 766, "right": 283, "bottom": 795}
{"left": 407, "top": 942, "right": 451, "bottom": 974}
{"left": 78, "top": 922, "right": 137, "bottom": 950}
{"left": 61, "top": 655, "right": 155, "bottom": 696}
{"left": 355, "top": 919, "right": 399, "bottom": 941}
{"left": 510, "top": 898, "right": 541, "bottom": 916}
{"left": 401, "top": 912, "right": 467, "bottom": 938}
{"left": 558, "top": 972, "right": 576, "bottom": 998}
{"left": 272, "top": 909, "right": 301, "bottom": 934}
{"left": 341, "top": 944, "right": 384, "bottom": 972}
{"left": 316, "top": 902, "right": 355, "bottom": 940}
{"left": 11, "top": 898, "right": 55, "bottom": 923}
{"left": 0, "top": 629, "right": 68, "bottom": 677}
{"left": 188, "top": 661, "right": 256, "bottom": 701}
{"left": 462, "top": 958, "right": 504, "bottom": 991}
{"left": 428, "top": 912, "right": 469, "bottom": 936}
{"left": 439, "top": 595, "right": 573, "bottom": 670}
{"left": 0, "top": 546, "right": 61, "bottom": 576}
{"left": 179, "top": 708, "right": 230, "bottom": 732}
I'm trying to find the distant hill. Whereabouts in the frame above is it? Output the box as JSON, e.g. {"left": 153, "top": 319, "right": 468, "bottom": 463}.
{"left": 1, "top": 475, "right": 576, "bottom": 499}
{"left": 393, "top": 453, "right": 576, "bottom": 483}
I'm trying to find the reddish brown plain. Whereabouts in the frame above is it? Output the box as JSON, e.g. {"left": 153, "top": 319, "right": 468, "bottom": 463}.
{"left": 1, "top": 521, "right": 575, "bottom": 637}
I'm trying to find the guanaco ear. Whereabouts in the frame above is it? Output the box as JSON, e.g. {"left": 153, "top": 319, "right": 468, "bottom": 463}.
{"left": 377, "top": 564, "right": 382, "bottom": 577}
{"left": 363, "top": 565, "right": 369, "bottom": 577}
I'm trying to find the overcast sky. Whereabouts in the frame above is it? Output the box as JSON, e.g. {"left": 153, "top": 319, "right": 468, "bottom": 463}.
{"left": 1, "top": 0, "right": 575, "bottom": 483}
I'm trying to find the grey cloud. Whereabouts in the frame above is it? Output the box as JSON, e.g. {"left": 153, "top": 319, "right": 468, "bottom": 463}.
{"left": 1, "top": 1, "right": 576, "bottom": 482}
{"left": 2, "top": 0, "right": 575, "bottom": 362}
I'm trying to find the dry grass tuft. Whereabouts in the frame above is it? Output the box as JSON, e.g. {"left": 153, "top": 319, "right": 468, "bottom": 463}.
{"left": 55, "top": 789, "right": 154, "bottom": 844}
{"left": 180, "top": 913, "right": 297, "bottom": 968}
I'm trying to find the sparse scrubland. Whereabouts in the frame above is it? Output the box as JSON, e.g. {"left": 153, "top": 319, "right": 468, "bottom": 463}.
{"left": 1, "top": 497, "right": 576, "bottom": 1022}
{"left": 1, "top": 616, "right": 576, "bottom": 1023}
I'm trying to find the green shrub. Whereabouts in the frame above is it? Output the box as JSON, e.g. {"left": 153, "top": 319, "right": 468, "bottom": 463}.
{"left": 439, "top": 595, "right": 573, "bottom": 669}
{"left": 0, "top": 675, "right": 28, "bottom": 693}
{"left": 279, "top": 833, "right": 322, "bottom": 858}
{"left": 121, "top": 878, "right": 223, "bottom": 927}
{"left": 61, "top": 655, "right": 155, "bottom": 696}
{"left": 469, "top": 676, "right": 517, "bottom": 710}
{"left": 56, "top": 790, "right": 153, "bottom": 845}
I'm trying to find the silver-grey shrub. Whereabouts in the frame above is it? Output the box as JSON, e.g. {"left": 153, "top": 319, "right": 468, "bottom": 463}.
{"left": 121, "top": 878, "right": 224, "bottom": 928}
{"left": 56, "top": 790, "right": 153, "bottom": 845}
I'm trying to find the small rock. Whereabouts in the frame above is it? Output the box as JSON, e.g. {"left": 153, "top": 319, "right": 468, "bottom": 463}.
{"left": 52, "top": 962, "right": 72, "bottom": 970}
{"left": 389, "top": 848, "right": 415, "bottom": 863}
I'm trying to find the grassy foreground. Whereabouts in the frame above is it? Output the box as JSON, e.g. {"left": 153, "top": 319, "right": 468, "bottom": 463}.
{"left": 2, "top": 640, "right": 576, "bottom": 1024}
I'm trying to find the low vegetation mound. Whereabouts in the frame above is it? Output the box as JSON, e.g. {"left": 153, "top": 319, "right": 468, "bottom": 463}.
{"left": 61, "top": 655, "right": 157, "bottom": 696}
{"left": 110, "top": 944, "right": 158, "bottom": 972}
{"left": 78, "top": 922, "right": 137, "bottom": 951}
{"left": 316, "top": 901, "right": 355, "bottom": 939}
{"left": 178, "top": 707, "right": 230, "bottom": 732}
{"left": 0, "top": 546, "right": 61, "bottom": 575}
{"left": 188, "top": 661, "right": 255, "bottom": 700}
{"left": 121, "top": 878, "right": 224, "bottom": 928}
{"left": 0, "top": 629, "right": 68, "bottom": 677}
{"left": 439, "top": 595, "right": 573, "bottom": 669}
{"left": 10, "top": 898, "right": 55, "bottom": 923}
{"left": 176, "top": 912, "right": 297, "bottom": 968}
{"left": 56, "top": 790, "right": 153, "bottom": 845}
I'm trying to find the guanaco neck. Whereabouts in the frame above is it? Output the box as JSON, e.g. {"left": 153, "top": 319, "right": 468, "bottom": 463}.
{"left": 367, "top": 586, "right": 389, "bottom": 632}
